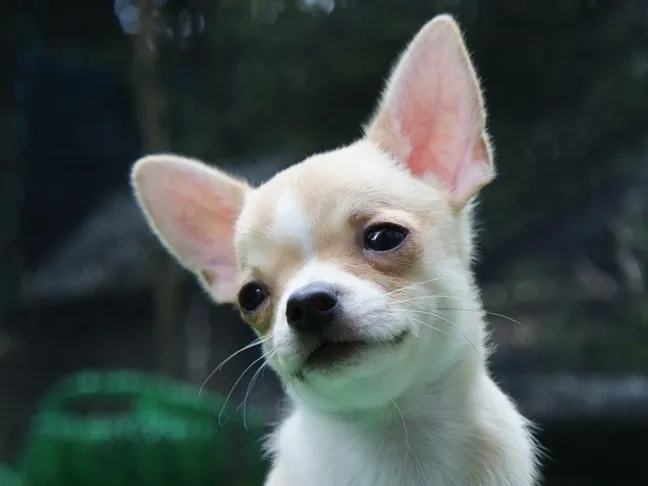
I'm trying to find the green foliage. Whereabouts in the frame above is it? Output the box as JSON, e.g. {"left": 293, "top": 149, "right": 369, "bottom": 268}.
{"left": 17, "top": 370, "right": 268, "bottom": 486}
{"left": 0, "top": 465, "right": 22, "bottom": 486}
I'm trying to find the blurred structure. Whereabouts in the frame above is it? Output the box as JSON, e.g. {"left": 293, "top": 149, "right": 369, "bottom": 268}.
{"left": 2, "top": 0, "right": 648, "bottom": 484}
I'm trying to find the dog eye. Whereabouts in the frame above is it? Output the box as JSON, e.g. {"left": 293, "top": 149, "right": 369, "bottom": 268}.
{"left": 363, "top": 224, "right": 408, "bottom": 252}
{"left": 238, "top": 282, "right": 268, "bottom": 312}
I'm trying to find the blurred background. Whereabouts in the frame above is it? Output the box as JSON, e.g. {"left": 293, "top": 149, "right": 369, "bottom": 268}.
{"left": 1, "top": 0, "right": 648, "bottom": 484}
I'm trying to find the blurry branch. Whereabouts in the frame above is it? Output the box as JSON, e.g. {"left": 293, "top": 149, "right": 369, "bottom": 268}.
{"left": 0, "top": 0, "right": 20, "bottom": 318}
{"left": 133, "top": 0, "right": 169, "bottom": 153}
{"left": 132, "top": 0, "right": 182, "bottom": 376}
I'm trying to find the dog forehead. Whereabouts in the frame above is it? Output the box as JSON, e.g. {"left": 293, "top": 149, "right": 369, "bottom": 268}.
{"left": 269, "top": 189, "right": 317, "bottom": 256}
{"left": 237, "top": 171, "right": 347, "bottom": 265}
{"left": 234, "top": 141, "right": 440, "bottom": 267}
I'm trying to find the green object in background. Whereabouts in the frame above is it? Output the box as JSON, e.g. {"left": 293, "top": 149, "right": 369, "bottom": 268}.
{"left": 0, "top": 465, "right": 22, "bottom": 486}
{"left": 18, "top": 370, "right": 269, "bottom": 486}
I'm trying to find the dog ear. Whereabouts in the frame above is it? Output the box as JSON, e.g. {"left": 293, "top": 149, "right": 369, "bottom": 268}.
{"left": 365, "top": 15, "right": 494, "bottom": 208}
{"left": 131, "top": 154, "right": 249, "bottom": 303}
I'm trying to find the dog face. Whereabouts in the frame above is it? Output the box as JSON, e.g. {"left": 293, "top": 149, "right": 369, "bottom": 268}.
{"left": 131, "top": 15, "right": 493, "bottom": 412}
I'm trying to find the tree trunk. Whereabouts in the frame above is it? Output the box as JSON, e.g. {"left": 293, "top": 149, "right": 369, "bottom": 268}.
{"left": 132, "top": 0, "right": 181, "bottom": 377}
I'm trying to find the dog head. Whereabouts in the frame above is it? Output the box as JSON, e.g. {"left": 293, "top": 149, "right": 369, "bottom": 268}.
{"left": 131, "top": 15, "right": 493, "bottom": 412}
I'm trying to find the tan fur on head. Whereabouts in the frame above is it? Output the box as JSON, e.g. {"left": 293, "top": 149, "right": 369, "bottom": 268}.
{"left": 131, "top": 14, "right": 538, "bottom": 486}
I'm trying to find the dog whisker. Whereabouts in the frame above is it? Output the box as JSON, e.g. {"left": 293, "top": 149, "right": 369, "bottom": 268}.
{"left": 390, "top": 397, "right": 410, "bottom": 485}
{"left": 199, "top": 335, "right": 271, "bottom": 396}
{"left": 438, "top": 308, "right": 525, "bottom": 327}
{"left": 344, "top": 277, "right": 445, "bottom": 311}
{"left": 390, "top": 307, "right": 480, "bottom": 355}
{"left": 218, "top": 352, "right": 269, "bottom": 426}
{"left": 389, "top": 293, "right": 469, "bottom": 307}
{"left": 238, "top": 349, "right": 277, "bottom": 430}
{"left": 387, "top": 310, "right": 447, "bottom": 336}
{"left": 380, "top": 277, "right": 444, "bottom": 297}
{"left": 389, "top": 293, "right": 525, "bottom": 327}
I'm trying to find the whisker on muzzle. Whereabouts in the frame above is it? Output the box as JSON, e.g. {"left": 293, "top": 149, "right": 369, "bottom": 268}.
{"left": 390, "top": 397, "right": 410, "bottom": 484}
{"left": 386, "top": 310, "right": 447, "bottom": 337}
{"left": 218, "top": 352, "right": 269, "bottom": 426}
{"left": 390, "top": 294, "right": 525, "bottom": 327}
{"left": 199, "top": 335, "right": 271, "bottom": 396}
{"left": 438, "top": 308, "right": 525, "bottom": 327}
{"left": 344, "top": 277, "right": 524, "bottom": 330}
{"left": 343, "top": 277, "right": 446, "bottom": 312}
{"left": 380, "top": 277, "right": 445, "bottom": 297}
{"left": 390, "top": 307, "right": 480, "bottom": 355}
{"left": 237, "top": 348, "right": 278, "bottom": 431}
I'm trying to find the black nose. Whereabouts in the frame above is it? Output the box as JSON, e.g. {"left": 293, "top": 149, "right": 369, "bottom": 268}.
{"left": 286, "top": 282, "right": 338, "bottom": 333}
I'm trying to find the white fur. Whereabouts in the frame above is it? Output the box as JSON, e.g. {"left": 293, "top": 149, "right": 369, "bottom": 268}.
{"left": 267, "top": 369, "right": 537, "bottom": 486}
{"left": 271, "top": 191, "right": 316, "bottom": 258}
{"left": 264, "top": 256, "right": 539, "bottom": 486}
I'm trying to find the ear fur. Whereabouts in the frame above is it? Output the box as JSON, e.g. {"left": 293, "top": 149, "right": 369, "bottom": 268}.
{"left": 365, "top": 14, "right": 494, "bottom": 208}
{"left": 131, "top": 154, "right": 249, "bottom": 303}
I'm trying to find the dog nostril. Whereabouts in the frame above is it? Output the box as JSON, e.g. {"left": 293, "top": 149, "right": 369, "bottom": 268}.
{"left": 312, "top": 293, "right": 337, "bottom": 312}
{"left": 285, "top": 282, "right": 339, "bottom": 333}
{"left": 286, "top": 302, "right": 304, "bottom": 324}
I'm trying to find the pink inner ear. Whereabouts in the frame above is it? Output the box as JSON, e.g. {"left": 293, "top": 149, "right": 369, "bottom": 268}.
{"left": 172, "top": 174, "right": 238, "bottom": 264}
{"left": 371, "top": 17, "right": 491, "bottom": 202}
{"left": 153, "top": 167, "right": 239, "bottom": 270}
{"left": 399, "top": 46, "right": 480, "bottom": 191}
{"left": 134, "top": 157, "right": 244, "bottom": 301}
{"left": 404, "top": 95, "right": 467, "bottom": 185}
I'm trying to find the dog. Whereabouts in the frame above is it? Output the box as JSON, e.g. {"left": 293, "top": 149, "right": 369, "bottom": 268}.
{"left": 131, "top": 14, "right": 539, "bottom": 486}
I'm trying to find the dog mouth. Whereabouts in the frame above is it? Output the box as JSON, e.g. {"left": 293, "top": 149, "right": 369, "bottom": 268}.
{"left": 303, "top": 331, "right": 408, "bottom": 370}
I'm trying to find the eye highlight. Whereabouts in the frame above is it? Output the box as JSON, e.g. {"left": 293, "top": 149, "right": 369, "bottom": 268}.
{"left": 363, "top": 223, "right": 409, "bottom": 252}
{"left": 238, "top": 282, "right": 268, "bottom": 312}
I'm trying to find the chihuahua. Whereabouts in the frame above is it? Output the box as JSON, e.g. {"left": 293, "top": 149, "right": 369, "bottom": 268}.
{"left": 131, "top": 14, "right": 538, "bottom": 486}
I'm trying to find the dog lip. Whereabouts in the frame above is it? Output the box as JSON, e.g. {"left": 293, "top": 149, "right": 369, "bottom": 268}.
{"left": 303, "top": 331, "right": 409, "bottom": 369}
{"left": 392, "top": 330, "right": 408, "bottom": 345}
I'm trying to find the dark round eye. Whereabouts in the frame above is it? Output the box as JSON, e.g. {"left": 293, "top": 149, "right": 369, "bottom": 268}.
{"left": 363, "top": 224, "right": 409, "bottom": 252}
{"left": 238, "top": 282, "right": 268, "bottom": 312}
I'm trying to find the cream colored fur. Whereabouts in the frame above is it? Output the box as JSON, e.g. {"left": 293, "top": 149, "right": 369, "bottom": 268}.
{"left": 131, "top": 14, "right": 539, "bottom": 486}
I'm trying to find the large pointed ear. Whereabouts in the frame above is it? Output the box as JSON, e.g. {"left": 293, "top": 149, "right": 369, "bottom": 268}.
{"left": 365, "top": 14, "right": 493, "bottom": 208}
{"left": 131, "top": 154, "right": 250, "bottom": 303}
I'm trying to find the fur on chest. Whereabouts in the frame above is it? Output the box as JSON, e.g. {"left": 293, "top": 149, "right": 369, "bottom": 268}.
{"left": 268, "top": 409, "right": 486, "bottom": 486}
{"left": 265, "top": 383, "right": 538, "bottom": 486}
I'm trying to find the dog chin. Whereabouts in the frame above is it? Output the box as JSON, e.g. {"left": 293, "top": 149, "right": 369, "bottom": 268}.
{"left": 280, "top": 334, "right": 419, "bottom": 412}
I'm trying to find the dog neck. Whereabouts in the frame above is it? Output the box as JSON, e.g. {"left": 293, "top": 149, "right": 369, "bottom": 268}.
{"left": 299, "top": 346, "right": 484, "bottom": 427}
{"left": 276, "top": 354, "right": 506, "bottom": 486}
